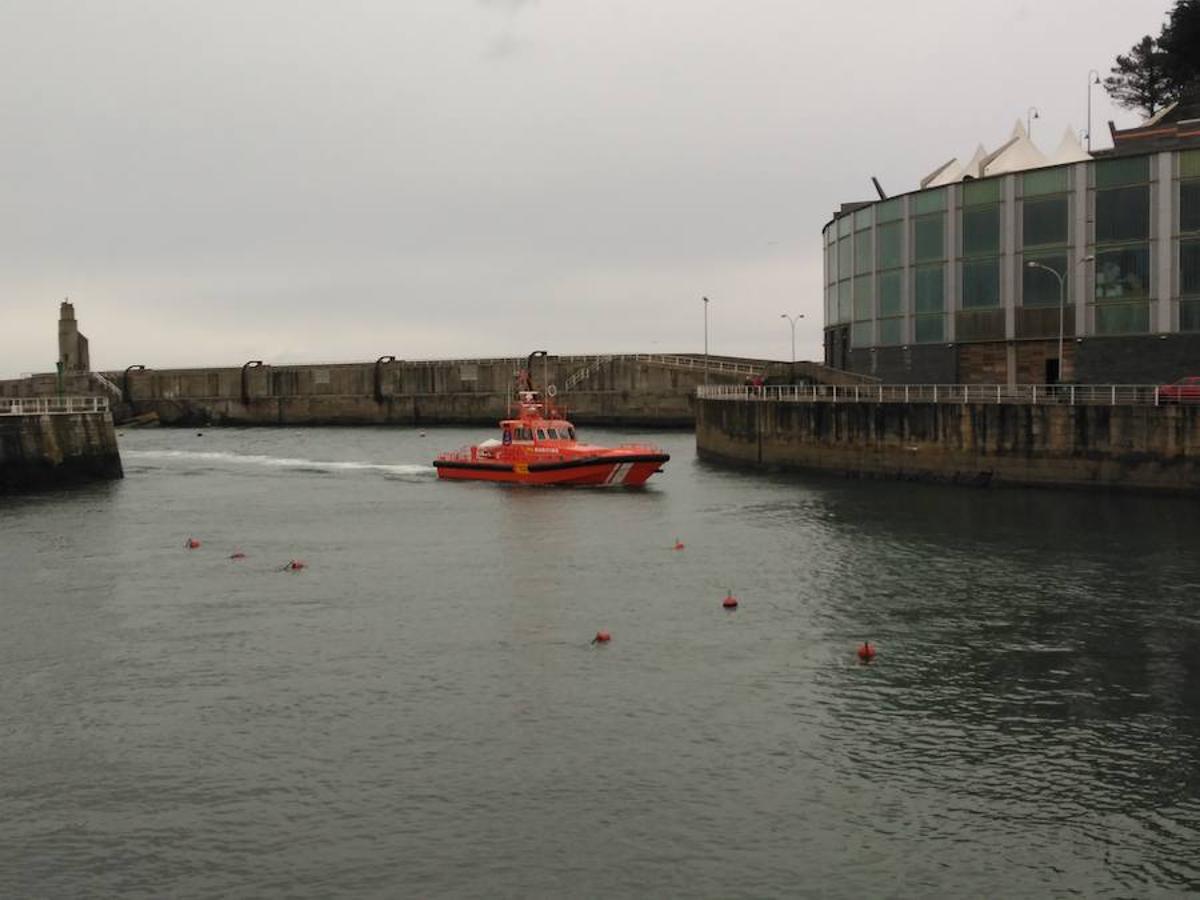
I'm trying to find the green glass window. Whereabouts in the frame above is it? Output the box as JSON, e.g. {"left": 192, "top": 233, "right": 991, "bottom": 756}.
{"left": 1023, "top": 253, "right": 1069, "bottom": 307}
{"left": 1096, "top": 185, "right": 1150, "bottom": 243}
{"left": 914, "top": 264, "right": 944, "bottom": 313}
{"left": 1023, "top": 167, "right": 1070, "bottom": 197}
{"left": 1095, "top": 302, "right": 1150, "bottom": 335}
{"left": 915, "top": 315, "right": 944, "bottom": 343}
{"left": 878, "top": 317, "right": 902, "bottom": 345}
{"left": 1182, "top": 300, "right": 1200, "bottom": 331}
{"left": 854, "top": 207, "right": 873, "bottom": 230}
{"left": 1181, "top": 180, "right": 1200, "bottom": 234}
{"left": 964, "top": 179, "right": 1002, "bottom": 206}
{"left": 1095, "top": 156, "right": 1149, "bottom": 189}
{"left": 838, "top": 238, "right": 853, "bottom": 279}
{"left": 853, "top": 277, "right": 873, "bottom": 320}
{"left": 825, "top": 286, "right": 835, "bottom": 323}
{"left": 837, "top": 214, "right": 852, "bottom": 238}
{"left": 854, "top": 229, "right": 873, "bottom": 275}
{"left": 914, "top": 215, "right": 944, "bottom": 261}
{"left": 826, "top": 242, "right": 837, "bottom": 284}
{"left": 1183, "top": 150, "right": 1200, "bottom": 180}
{"left": 963, "top": 206, "right": 1000, "bottom": 255}
{"left": 875, "top": 197, "right": 903, "bottom": 222}
{"left": 838, "top": 280, "right": 851, "bottom": 323}
{"left": 1182, "top": 239, "right": 1200, "bottom": 295}
{"left": 878, "top": 270, "right": 902, "bottom": 316}
{"left": 1023, "top": 195, "right": 1069, "bottom": 247}
{"left": 851, "top": 321, "right": 873, "bottom": 348}
{"left": 1095, "top": 245, "right": 1150, "bottom": 300}
{"left": 912, "top": 189, "right": 946, "bottom": 215}
{"left": 877, "top": 221, "right": 902, "bottom": 269}
{"left": 962, "top": 258, "right": 1000, "bottom": 308}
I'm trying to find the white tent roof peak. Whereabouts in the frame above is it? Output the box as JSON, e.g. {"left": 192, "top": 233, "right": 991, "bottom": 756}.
{"left": 1050, "top": 126, "right": 1090, "bottom": 164}
{"left": 962, "top": 144, "right": 989, "bottom": 180}
{"left": 921, "top": 157, "right": 964, "bottom": 188}
{"left": 983, "top": 121, "right": 1048, "bottom": 176}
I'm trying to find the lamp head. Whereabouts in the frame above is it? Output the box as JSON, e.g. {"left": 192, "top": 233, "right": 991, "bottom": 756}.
{"left": 1081, "top": 254, "right": 1095, "bottom": 263}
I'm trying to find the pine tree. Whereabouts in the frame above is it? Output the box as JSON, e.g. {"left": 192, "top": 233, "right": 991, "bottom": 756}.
{"left": 1158, "top": 0, "right": 1200, "bottom": 93}
{"left": 1104, "top": 35, "right": 1175, "bottom": 118}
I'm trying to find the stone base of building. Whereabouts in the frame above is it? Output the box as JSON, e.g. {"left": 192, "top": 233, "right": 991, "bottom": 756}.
{"left": 0, "top": 413, "right": 123, "bottom": 492}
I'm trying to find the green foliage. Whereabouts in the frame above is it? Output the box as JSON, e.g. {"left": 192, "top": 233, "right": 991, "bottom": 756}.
{"left": 1105, "top": 2, "right": 1200, "bottom": 118}
{"left": 1104, "top": 35, "right": 1173, "bottom": 117}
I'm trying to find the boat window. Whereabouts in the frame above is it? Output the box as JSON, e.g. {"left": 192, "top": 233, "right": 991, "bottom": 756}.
{"left": 502, "top": 428, "right": 512, "bottom": 445}
{"left": 520, "top": 427, "right": 533, "bottom": 441}
{"left": 546, "top": 428, "right": 559, "bottom": 439}
{"left": 536, "top": 428, "right": 547, "bottom": 440}
{"left": 567, "top": 427, "right": 576, "bottom": 440}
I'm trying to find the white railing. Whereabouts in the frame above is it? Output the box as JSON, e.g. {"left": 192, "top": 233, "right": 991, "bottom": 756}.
{"left": 90, "top": 371, "right": 123, "bottom": 400}
{"left": 564, "top": 355, "right": 614, "bottom": 391}
{"left": 697, "top": 384, "right": 1191, "bottom": 407}
{"left": 632, "top": 353, "right": 763, "bottom": 375}
{"left": 0, "top": 396, "right": 110, "bottom": 416}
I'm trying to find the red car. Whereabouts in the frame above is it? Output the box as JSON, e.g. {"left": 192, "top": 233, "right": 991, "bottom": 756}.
{"left": 1159, "top": 376, "right": 1200, "bottom": 402}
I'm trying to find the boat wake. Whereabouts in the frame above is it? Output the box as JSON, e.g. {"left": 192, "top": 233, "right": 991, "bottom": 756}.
{"left": 123, "top": 449, "right": 435, "bottom": 479}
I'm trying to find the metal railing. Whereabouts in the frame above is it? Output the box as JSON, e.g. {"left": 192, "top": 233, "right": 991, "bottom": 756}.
{"left": 632, "top": 353, "right": 762, "bottom": 375}
{"left": 564, "top": 355, "right": 614, "bottom": 391}
{"left": 0, "top": 396, "right": 110, "bottom": 416}
{"left": 697, "top": 384, "right": 1195, "bottom": 407}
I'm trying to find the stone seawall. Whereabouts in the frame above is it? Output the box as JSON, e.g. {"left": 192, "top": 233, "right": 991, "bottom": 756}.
{"left": 0, "top": 413, "right": 123, "bottom": 492}
{"left": 696, "top": 398, "right": 1200, "bottom": 494}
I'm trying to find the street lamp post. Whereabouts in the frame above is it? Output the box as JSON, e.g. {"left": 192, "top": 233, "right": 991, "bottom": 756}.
{"left": 702, "top": 296, "right": 710, "bottom": 387}
{"left": 1026, "top": 255, "right": 1094, "bottom": 383}
{"left": 1086, "top": 70, "right": 1101, "bottom": 153}
{"left": 780, "top": 313, "right": 804, "bottom": 382}
{"left": 1027, "top": 106, "right": 1040, "bottom": 137}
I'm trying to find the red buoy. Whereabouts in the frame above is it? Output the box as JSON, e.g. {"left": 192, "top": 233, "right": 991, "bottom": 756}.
{"left": 284, "top": 559, "right": 306, "bottom": 571}
{"left": 229, "top": 551, "right": 247, "bottom": 560}
{"left": 592, "top": 629, "right": 611, "bottom": 644}
{"left": 184, "top": 538, "right": 201, "bottom": 549}
{"left": 673, "top": 538, "right": 685, "bottom": 551}
{"left": 857, "top": 641, "right": 877, "bottom": 663}
{"left": 722, "top": 592, "right": 738, "bottom": 609}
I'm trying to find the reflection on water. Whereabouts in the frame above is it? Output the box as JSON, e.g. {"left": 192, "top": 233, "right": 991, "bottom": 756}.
{"left": 1, "top": 427, "right": 1197, "bottom": 897}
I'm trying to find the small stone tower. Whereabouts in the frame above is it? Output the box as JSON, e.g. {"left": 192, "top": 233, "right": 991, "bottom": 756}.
{"left": 58, "top": 299, "right": 90, "bottom": 372}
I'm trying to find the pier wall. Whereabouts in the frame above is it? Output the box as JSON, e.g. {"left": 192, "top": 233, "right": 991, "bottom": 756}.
{"left": 0, "top": 411, "right": 123, "bottom": 492}
{"left": 696, "top": 397, "right": 1200, "bottom": 494}
{"left": 1, "top": 355, "right": 868, "bottom": 427}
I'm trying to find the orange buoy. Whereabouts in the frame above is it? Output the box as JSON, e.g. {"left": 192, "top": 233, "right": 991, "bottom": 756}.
{"left": 722, "top": 592, "right": 738, "bottom": 609}
{"left": 592, "top": 629, "right": 611, "bottom": 644}
{"left": 857, "top": 641, "right": 877, "bottom": 663}
{"left": 284, "top": 559, "right": 306, "bottom": 571}
{"left": 184, "top": 538, "right": 201, "bottom": 549}
{"left": 229, "top": 550, "right": 247, "bottom": 560}
{"left": 673, "top": 538, "right": 685, "bottom": 551}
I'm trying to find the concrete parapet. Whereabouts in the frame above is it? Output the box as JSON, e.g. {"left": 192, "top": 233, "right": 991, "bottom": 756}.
{"left": 696, "top": 397, "right": 1200, "bottom": 494}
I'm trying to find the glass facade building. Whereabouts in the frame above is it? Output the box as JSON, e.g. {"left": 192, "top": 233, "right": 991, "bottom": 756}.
{"left": 822, "top": 147, "right": 1200, "bottom": 382}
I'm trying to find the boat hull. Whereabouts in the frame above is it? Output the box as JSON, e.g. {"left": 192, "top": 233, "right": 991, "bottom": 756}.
{"left": 434, "top": 453, "right": 669, "bottom": 486}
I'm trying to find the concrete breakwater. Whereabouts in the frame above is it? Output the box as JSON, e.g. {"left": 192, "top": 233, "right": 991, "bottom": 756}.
{"left": 0, "top": 398, "right": 123, "bottom": 492}
{"left": 2, "top": 355, "right": 867, "bottom": 427}
{"left": 696, "top": 387, "right": 1200, "bottom": 494}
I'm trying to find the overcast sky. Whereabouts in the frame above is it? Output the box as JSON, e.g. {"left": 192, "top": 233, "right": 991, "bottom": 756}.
{"left": 0, "top": 0, "right": 1169, "bottom": 376}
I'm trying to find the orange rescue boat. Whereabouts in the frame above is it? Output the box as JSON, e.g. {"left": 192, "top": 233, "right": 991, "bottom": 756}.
{"left": 434, "top": 373, "right": 668, "bottom": 487}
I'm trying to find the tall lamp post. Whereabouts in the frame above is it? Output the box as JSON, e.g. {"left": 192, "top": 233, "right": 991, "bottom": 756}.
{"left": 1027, "top": 106, "right": 1040, "bottom": 137}
{"left": 1026, "top": 255, "right": 1093, "bottom": 383}
{"left": 780, "top": 313, "right": 804, "bottom": 382}
{"left": 1086, "top": 70, "right": 1101, "bottom": 153}
{"left": 702, "top": 296, "right": 710, "bottom": 387}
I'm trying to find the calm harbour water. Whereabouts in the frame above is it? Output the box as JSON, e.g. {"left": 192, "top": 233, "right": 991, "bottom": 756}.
{"left": 2, "top": 425, "right": 1199, "bottom": 898}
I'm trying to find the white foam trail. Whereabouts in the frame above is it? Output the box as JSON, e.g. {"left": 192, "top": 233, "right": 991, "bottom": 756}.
{"left": 123, "top": 449, "right": 434, "bottom": 477}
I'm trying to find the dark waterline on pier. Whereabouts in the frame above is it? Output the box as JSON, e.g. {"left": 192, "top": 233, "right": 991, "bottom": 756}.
{"left": 2, "top": 426, "right": 1198, "bottom": 897}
